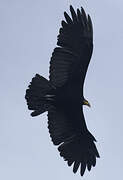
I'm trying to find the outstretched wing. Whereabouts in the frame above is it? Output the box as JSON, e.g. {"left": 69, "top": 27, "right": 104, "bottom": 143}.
{"left": 49, "top": 5, "right": 93, "bottom": 88}
{"left": 48, "top": 105, "right": 99, "bottom": 176}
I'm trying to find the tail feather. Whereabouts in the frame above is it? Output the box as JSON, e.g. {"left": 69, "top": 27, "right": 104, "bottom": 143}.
{"left": 25, "top": 74, "right": 54, "bottom": 116}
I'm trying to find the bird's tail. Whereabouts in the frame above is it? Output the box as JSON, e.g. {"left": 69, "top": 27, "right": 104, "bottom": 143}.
{"left": 58, "top": 130, "right": 100, "bottom": 176}
{"left": 25, "top": 74, "right": 54, "bottom": 116}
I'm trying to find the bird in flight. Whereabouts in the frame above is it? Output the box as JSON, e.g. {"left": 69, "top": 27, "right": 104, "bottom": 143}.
{"left": 25, "top": 5, "right": 100, "bottom": 176}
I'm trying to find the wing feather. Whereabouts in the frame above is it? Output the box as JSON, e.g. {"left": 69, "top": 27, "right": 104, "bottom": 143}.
{"left": 49, "top": 6, "right": 93, "bottom": 88}
{"left": 64, "top": 12, "right": 73, "bottom": 24}
{"left": 47, "top": 105, "right": 99, "bottom": 176}
{"left": 70, "top": 5, "right": 78, "bottom": 23}
{"left": 73, "top": 161, "right": 80, "bottom": 173}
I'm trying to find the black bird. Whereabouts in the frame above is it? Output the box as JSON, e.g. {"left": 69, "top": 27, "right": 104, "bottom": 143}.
{"left": 25, "top": 5, "right": 100, "bottom": 176}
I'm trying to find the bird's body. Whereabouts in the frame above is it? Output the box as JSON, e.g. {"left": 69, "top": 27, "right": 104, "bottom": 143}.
{"left": 25, "top": 5, "right": 99, "bottom": 176}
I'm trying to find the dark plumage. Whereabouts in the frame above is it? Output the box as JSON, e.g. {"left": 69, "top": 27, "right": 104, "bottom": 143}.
{"left": 25, "top": 5, "right": 99, "bottom": 176}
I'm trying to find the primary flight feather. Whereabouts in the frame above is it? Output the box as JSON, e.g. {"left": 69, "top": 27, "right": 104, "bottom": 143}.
{"left": 25, "top": 5, "right": 99, "bottom": 176}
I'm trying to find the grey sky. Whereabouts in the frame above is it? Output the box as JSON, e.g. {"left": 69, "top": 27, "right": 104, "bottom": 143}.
{"left": 0, "top": 0, "right": 123, "bottom": 179}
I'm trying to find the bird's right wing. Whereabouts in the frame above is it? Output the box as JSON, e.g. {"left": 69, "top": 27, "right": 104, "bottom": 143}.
{"left": 49, "top": 6, "right": 93, "bottom": 89}
{"left": 49, "top": 47, "right": 81, "bottom": 88}
{"left": 47, "top": 106, "right": 99, "bottom": 176}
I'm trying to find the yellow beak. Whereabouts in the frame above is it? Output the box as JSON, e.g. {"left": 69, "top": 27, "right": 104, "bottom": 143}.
{"left": 83, "top": 100, "right": 91, "bottom": 107}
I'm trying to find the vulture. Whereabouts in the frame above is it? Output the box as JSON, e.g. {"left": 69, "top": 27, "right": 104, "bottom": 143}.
{"left": 25, "top": 5, "right": 100, "bottom": 176}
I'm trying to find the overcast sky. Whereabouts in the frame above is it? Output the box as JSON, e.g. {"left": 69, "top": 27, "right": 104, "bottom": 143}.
{"left": 0, "top": 0, "right": 123, "bottom": 179}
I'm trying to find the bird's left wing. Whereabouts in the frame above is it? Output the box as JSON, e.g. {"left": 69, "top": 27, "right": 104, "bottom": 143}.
{"left": 47, "top": 106, "right": 99, "bottom": 176}
{"left": 49, "top": 6, "right": 93, "bottom": 88}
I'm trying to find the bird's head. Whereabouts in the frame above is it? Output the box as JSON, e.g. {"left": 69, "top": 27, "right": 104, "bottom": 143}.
{"left": 83, "top": 99, "right": 91, "bottom": 108}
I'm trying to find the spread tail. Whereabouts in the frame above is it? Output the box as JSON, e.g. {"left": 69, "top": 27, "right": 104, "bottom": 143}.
{"left": 25, "top": 74, "right": 54, "bottom": 116}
